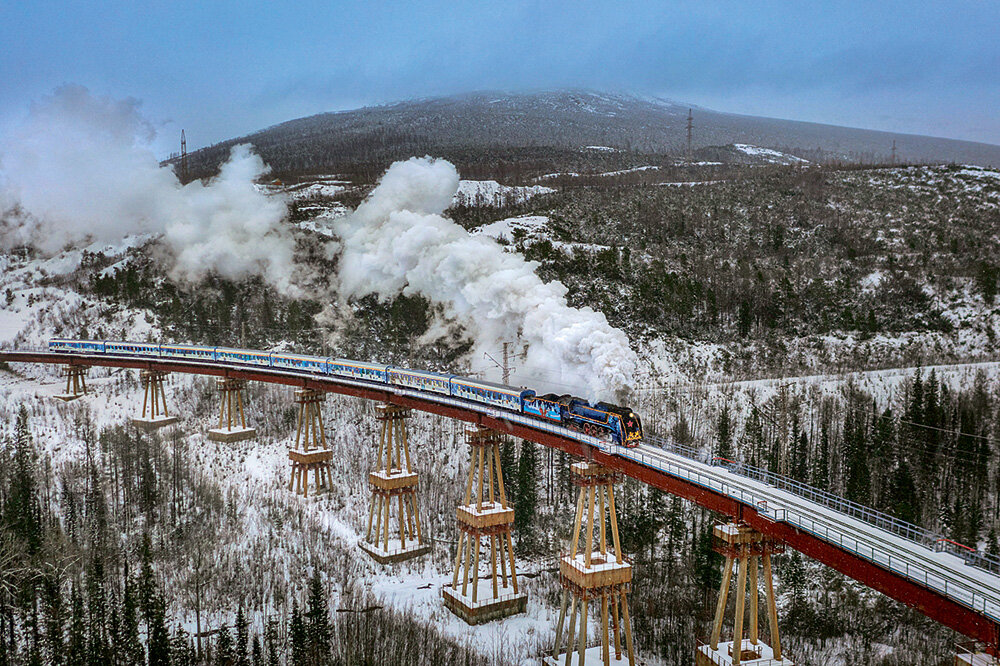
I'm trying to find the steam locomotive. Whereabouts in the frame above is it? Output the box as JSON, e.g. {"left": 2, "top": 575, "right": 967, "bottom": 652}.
{"left": 48, "top": 339, "right": 644, "bottom": 446}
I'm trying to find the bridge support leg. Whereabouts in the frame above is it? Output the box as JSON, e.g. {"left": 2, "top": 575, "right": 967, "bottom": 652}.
{"left": 443, "top": 426, "right": 526, "bottom": 625}
{"left": 207, "top": 378, "right": 256, "bottom": 442}
{"left": 287, "top": 389, "right": 332, "bottom": 497}
{"left": 546, "top": 462, "right": 634, "bottom": 666}
{"left": 696, "top": 523, "right": 791, "bottom": 666}
{"left": 359, "top": 404, "right": 430, "bottom": 563}
{"left": 54, "top": 365, "right": 89, "bottom": 401}
{"left": 131, "top": 370, "right": 179, "bottom": 431}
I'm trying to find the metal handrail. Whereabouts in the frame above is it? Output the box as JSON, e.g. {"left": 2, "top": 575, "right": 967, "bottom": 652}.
{"left": 646, "top": 434, "right": 1000, "bottom": 576}
{"left": 617, "top": 443, "right": 1000, "bottom": 623}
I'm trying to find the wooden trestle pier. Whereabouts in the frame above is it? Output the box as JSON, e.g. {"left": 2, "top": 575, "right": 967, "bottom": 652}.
{"left": 547, "top": 462, "right": 635, "bottom": 666}
{"left": 131, "top": 369, "right": 179, "bottom": 431}
{"left": 287, "top": 388, "right": 332, "bottom": 497}
{"left": 54, "top": 364, "right": 89, "bottom": 401}
{"left": 359, "top": 403, "right": 430, "bottom": 563}
{"left": 207, "top": 377, "right": 256, "bottom": 442}
{"left": 697, "top": 522, "right": 792, "bottom": 666}
{"left": 443, "top": 426, "right": 526, "bottom": 624}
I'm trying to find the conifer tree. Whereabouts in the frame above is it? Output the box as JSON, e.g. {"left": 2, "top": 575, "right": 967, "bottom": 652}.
{"left": 693, "top": 520, "right": 721, "bottom": 601}
{"left": 306, "top": 571, "right": 330, "bottom": 665}
{"left": 289, "top": 601, "right": 306, "bottom": 666}
{"left": 5, "top": 406, "right": 42, "bottom": 557}
{"left": 251, "top": 635, "right": 262, "bottom": 666}
{"left": 41, "top": 571, "right": 64, "bottom": 666}
{"left": 214, "top": 623, "right": 232, "bottom": 666}
{"left": 265, "top": 619, "right": 280, "bottom": 666}
{"left": 120, "top": 573, "right": 143, "bottom": 666}
{"left": 66, "top": 585, "right": 86, "bottom": 666}
{"left": 499, "top": 439, "right": 518, "bottom": 501}
{"left": 234, "top": 606, "right": 248, "bottom": 666}
{"left": 514, "top": 441, "right": 538, "bottom": 544}
{"left": 137, "top": 533, "right": 155, "bottom": 625}
{"left": 146, "top": 592, "right": 171, "bottom": 666}
{"left": 715, "top": 406, "right": 732, "bottom": 460}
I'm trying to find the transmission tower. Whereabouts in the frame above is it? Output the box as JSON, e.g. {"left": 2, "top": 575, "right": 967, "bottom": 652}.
{"left": 180, "top": 130, "right": 188, "bottom": 181}
{"left": 484, "top": 341, "right": 525, "bottom": 385}
{"left": 890, "top": 139, "right": 897, "bottom": 165}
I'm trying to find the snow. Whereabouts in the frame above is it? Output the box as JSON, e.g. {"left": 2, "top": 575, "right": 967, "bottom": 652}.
{"left": 732, "top": 144, "right": 809, "bottom": 165}
{"left": 472, "top": 215, "right": 611, "bottom": 254}
{"left": 474, "top": 215, "right": 550, "bottom": 244}
{"left": 536, "top": 172, "right": 581, "bottom": 180}
{"left": 583, "top": 145, "right": 617, "bottom": 152}
{"left": 595, "top": 166, "right": 660, "bottom": 177}
{"left": 285, "top": 182, "right": 347, "bottom": 199}
{"left": 453, "top": 180, "right": 555, "bottom": 207}
{"left": 534, "top": 166, "right": 659, "bottom": 179}
{"left": 658, "top": 180, "right": 723, "bottom": 187}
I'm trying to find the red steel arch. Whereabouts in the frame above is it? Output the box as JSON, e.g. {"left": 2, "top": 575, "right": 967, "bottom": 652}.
{"left": 2, "top": 350, "right": 998, "bottom": 650}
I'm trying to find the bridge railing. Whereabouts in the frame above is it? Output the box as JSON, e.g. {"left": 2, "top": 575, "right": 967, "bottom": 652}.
{"left": 645, "top": 434, "right": 1000, "bottom": 577}
{"left": 618, "top": 444, "right": 1000, "bottom": 624}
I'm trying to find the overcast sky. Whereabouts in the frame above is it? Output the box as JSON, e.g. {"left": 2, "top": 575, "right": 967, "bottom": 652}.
{"left": 2, "top": 1, "right": 998, "bottom": 157}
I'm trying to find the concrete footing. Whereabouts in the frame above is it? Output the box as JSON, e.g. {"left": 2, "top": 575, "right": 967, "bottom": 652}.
{"left": 358, "top": 538, "right": 431, "bottom": 564}
{"left": 207, "top": 426, "right": 257, "bottom": 443}
{"left": 696, "top": 640, "right": 793, "bottom": 666}
{"left": 543, "top": 645, "right": 634, "bottom": 666}
{"left": 131, "top": 416, "right": 180, "bottom": 431}
{"left": 441, "top": 584, "right": 527, "bottom": 625}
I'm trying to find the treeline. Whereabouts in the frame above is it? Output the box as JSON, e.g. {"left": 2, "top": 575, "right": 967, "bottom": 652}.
{"left": 710, "top": 369, "right": 1000, "bottom": 551}
{"left": 512, "top": 166, "right": 1000, "bottom": 349}
{"left": 0, "top": 405, "right": 498, "bottom": 666}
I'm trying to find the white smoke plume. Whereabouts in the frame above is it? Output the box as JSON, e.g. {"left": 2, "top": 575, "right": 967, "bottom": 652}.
{"left": 0, "top": 85, "right": 302, "bottom": 295}
{"left": 335, "top": 157, "right": 638, "bottom": 399}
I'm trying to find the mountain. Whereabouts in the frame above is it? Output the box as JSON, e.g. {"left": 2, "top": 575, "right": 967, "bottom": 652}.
{"left": 181, "top": 90, "right": 1000, "bottom": 178}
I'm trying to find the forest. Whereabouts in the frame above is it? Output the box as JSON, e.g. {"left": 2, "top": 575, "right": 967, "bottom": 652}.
{"left": 2, "top": 155, "right": 998, "bottom": 665}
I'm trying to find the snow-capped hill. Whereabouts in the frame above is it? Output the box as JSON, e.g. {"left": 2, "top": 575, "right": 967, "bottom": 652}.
{"left": 180, "top": 89, "right": 1000, "bottom": 179}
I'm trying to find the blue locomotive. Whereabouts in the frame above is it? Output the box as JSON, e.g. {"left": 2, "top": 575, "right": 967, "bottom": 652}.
{"left": 48, "top": 338, "right": 644, "bottom": 446}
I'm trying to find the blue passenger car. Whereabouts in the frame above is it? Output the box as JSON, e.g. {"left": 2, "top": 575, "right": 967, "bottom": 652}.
{"left": 328, "top": 359, "right": 389, "bottom": 383}
{"left": 388, "top": 367, "right": 452, "bottom": 395}
{"left": 271, "top": 352, "right": 327, "bottom": 374}
{"left": 214, "top": 347, "right": 273, "bottom": 367}
{"left": 521, "top": 391, "right": 562, "bottom": 421}
{"left": 450, "top": 376, "right": 523, "bottom": 411}
{"left": 106, "top": 340, "right": 161, "bottom": 357}
{"left": 160, "top": 343, "right": 216, "bottom": 361}
{"left": 49, "top": 338, "right": 106, "bottom": 354}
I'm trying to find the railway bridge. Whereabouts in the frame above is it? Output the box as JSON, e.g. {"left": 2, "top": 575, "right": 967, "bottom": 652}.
{"left": 2, "top": 347, "right": 998, "bottom": 665}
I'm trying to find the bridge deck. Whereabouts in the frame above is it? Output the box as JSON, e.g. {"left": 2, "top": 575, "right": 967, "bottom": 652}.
{"left": 1, "top": 348, "right": 997, "bottom": 649}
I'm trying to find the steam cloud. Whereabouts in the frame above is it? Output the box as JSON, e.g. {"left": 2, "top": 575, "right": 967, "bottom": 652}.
{"left": 0, "top": 85, "right": 302, "bottom": 295}
{"left": 1, "top": 87, "right": 638, "bottom": 398}
{"left": 335, "top": 157, "right": 638, "bottom": 398}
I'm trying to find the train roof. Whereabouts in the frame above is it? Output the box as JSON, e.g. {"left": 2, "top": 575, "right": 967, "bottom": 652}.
{"left": 451, "top": 375, "right": 523, "bottom": 395}
{"left": 389, "top": 366, "right": 453, "bottom": 379}
{"left": 215, "top": 346, "right": 271, "bottom": 356}
{"left": 330, "top": 358, "right": 386, "bottom": 369}
{"left": 272, "top": 351, "right": 326, "bottom": 361}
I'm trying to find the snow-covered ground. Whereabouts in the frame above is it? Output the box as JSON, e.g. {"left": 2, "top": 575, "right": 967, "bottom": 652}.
{"left": 473, "top": 215, "right": 611, "bottom": 254}
{"left": 454, "top": 180, "right": 555, "bottom": 207}
{"left": 732, "top": 144, "right": 809, "bottom": 165}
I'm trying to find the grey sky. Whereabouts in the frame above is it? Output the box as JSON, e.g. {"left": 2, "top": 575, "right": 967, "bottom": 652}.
{"left": 2, "top": 1, "right": 997, "bottom": 156}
